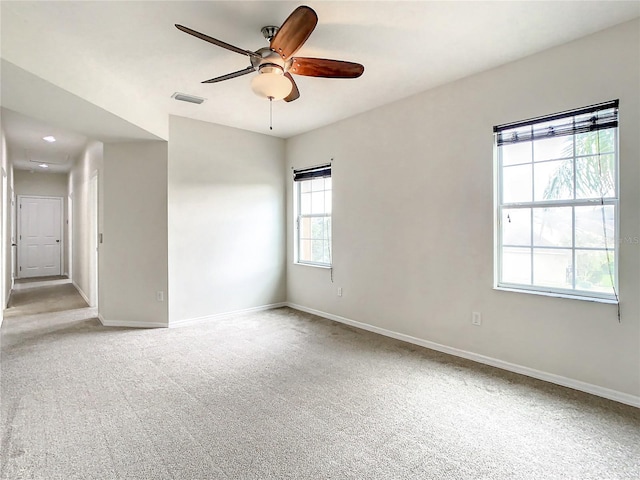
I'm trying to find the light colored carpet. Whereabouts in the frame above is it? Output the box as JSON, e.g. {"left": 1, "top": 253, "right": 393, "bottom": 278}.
{"left": 5, "top": 278, "right": 88, "bottom": 317}
{"left": 1, "top": 296, "right": 639, "bottom": 479}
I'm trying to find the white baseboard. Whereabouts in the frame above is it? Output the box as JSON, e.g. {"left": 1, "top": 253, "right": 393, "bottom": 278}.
{"left": 98, "top": 313, "right": 167, "bottom": 329}
{"left": 72, "top": 281, "right": 91, "bottom": 306}
{"left": 287, "top": 303, "right": 640, "bottom": 409}
{"left": 169, "top": 302, "right": 288, "bottom": 328}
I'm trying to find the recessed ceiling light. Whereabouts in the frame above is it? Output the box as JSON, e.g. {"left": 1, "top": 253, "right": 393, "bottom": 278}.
{"left": 39, "top": 163, "right": 49, "bottom": 168}
{"left": 171, "top": 92, "right": 206, "bottom": 104}
{"left": 42, "top": 136, "right": 56, "bottom": 143}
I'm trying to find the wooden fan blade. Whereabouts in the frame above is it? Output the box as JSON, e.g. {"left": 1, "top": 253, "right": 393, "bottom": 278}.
{"left": 270, "top": 6, "right": 318, "bottom": 60}
{"left": 289, "top": 58, "right": 364, "bottom": 78}
{"left": 202, "top": 66, "right": 255, "bottom": 84}
{"left": 284, "top": 73, "right": 300, "bottom": 102}
{"left": 176, "top": 24, "right": 261, "bottom": 60}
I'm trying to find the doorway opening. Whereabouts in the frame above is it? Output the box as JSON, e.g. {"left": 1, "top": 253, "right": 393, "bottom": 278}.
{"left": 17, "top": 195, "right": 64, "bottom": 279}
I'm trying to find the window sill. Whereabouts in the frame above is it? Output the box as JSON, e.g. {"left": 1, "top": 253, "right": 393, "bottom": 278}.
{"left": 494, "top": 286, "right": 619, "bottom": 305}
{"left": 294, "top": 262, "right": 332, "bottom": 269}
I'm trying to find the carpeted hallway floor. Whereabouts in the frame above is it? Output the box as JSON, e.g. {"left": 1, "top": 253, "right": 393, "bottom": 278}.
{"left": 1, "top": 284, "right": 639, "bottom": 479}
{"left": 5, "top": 277, "right": 89, "bottom": 317}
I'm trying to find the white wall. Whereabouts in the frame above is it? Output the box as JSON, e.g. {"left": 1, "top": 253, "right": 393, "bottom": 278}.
{"left": 0, "top": 126, "right": 4, "bottom": 321}
{"left": 69, "top": 141, "right": 103, "bottom": 304}
{"left": 0, "top": 125, "right": 11, "bottom": 322}
{"left": 1, "top": 6, "right": 168, "bottom": 140}
{"left": 167, "top": 116, "right": 286, "bottom": 325}
{"left": 286, "top": 20, "right": 640, "bottom": 400}
{"left": 100, "top": 141, "right": 168, "bottom": 326}
{"left": 13, "top": 170, "right": 69, "bottom": 275}
{"left": 13, "top": 170, "right": 67, "bottom": 196}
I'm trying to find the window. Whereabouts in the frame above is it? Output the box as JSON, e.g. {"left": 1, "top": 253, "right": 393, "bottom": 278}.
{"left": 294, "top": 164, "right": 332, "bottom": 266}
{"left": 494, "top": 100, "right": 619, "bottom": 301}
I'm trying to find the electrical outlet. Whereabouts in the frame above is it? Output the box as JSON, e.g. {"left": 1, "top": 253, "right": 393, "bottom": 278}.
{"left": 337, "top": 287, "right": 343, "bottom": 297}
{"left": 472, "top": 312, "right": 482, "bottom": 326}
{"left": 156, "top": 291, "right": 164, "bottom": 302}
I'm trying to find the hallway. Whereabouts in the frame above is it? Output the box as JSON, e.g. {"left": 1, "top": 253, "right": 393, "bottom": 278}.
{"left": 4, "top": 276, "right": 89, "bottom": 318}
{"left": 0, "top": 276, "right": 99, "bottom": 359}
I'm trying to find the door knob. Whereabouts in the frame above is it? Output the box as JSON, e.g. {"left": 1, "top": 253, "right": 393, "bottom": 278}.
{"left": 56, "top": 240, "right": 60, "bottom": 243}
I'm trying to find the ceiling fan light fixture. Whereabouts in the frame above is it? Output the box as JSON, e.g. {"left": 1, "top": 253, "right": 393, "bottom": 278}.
{"left": 251, "top": 64, "right": 292, "bottom": 100}
{"left": 177, "top": 6, "right": 364, "bottom": 107}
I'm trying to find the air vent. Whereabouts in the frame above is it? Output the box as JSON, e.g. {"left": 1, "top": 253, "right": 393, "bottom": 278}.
{"left": 27, "top": 151, "right": 70, "bottom": 165}
{"left": 172, "top": 92, "right": 206, "bottom": 104}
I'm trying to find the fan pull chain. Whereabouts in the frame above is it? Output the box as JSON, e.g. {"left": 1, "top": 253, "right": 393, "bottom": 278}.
{"left": 269, "top": 96, "right": 273, "bottom": 131}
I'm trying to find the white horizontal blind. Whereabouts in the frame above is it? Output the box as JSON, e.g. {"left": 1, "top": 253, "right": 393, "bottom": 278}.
{"left": 294, "top": 165, "right": 332, "bottom": 266}
{"left": 495, "top": 101, "right": 619, "bottom": 301}
{"left": 495, "top": 100, "right": 618, "bottom": 145}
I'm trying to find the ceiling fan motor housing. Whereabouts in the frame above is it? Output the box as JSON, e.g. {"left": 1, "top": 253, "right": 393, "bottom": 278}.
{"left": 251, "top": 47, "right": 292, "bottom": 73}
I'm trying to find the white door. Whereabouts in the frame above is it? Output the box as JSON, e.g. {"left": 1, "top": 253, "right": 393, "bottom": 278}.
{"left": 18, "top": 196, "right": 63, "bottom": 278}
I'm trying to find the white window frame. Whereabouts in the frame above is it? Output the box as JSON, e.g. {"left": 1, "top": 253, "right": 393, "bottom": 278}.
{"left": 494, "top": 101, "right": 619, "bottom": 303}
{"left": 293, "top": 165, "right": 332, "bottom": 268}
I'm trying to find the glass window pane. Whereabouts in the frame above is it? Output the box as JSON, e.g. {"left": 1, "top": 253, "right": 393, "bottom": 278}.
{"left": 297, "top": 175, "right": 331, "bottom": 266}
{"left": 496, "top": 106, "right": 617, "bottom": 298}
{"left": 501, "top": 247, "right": 531, "bottom": 285}
{"left": 312, "top": 240, "right": 325, "bottom": 263}
{"left": 300, "top": 217, "right": 312, "bottom": 239}
{"left": 502, "top": 142, "right": 531, "bottom": 166}
{"left": 533, "top": 135, "right": 573, "bottom": 162}
{"left": 533, "top": 207, "right": 572, "bottom": 247}
{"left": 322, "top": 241, "right": 331, "bottom": 264}
{"left": 300, "top": 180, "right": 312, "bottom": 193}
{"left": 502, "top": 164, "right": 532, "bottom": 203}
{"left": 533, "top": 248, "right": 572, "bottom": 289}
{"left": 299, "top": 239, "right": 312, "bottom": 262}
{"left": 502, "top": 208, "right": 531, "bottom": 246}
{"left": 575, "top": 205, "right": 615, "bottom": 248}
{"left": 324, "top": 191, "right": 332, "bottom": 214}
{"left": 575, "top": 155, "right": 615, "bottom": 199}
{"left": 311, "top": 217, "right": 325, "bottom": 240}
{"left": 300, "top": 192, "right": 311, "bottom": 215}
{"left": 311, "top": 178, "right": 325, "bottom": 192}
{"left": 311, "top": 191, "right": 325, "bottom": 214}
{"left": 575, "top": 129, "right": 614, "bottom": 155}
{"left": 534, "top": 159, "right": 573, "bottom": 201}
{"left": 576, "top": 250, "right": 615, "bottom": 294}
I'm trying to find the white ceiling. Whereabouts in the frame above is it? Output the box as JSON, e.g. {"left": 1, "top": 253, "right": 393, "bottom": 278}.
{"left": 1, "top": 108, "right": 88, "bottom": 174}
{"left": 1, "top": 1, "right": 639, "bottom": 171}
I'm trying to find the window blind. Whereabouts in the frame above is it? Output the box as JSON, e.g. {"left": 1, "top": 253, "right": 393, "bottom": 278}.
{"left": 494, "top": 100, "right": 619, "bottom": 146}
{"left": 293, "top": 164, "right": 331, "bottom": 182}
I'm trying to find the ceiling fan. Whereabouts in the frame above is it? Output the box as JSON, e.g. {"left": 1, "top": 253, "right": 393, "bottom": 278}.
{"left": 175, "top": 5, "right": 364, "bottom": 103}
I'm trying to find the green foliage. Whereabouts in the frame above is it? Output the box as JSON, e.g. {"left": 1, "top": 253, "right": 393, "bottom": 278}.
{"left": 575, "top": 252, "right": 614, "bottom": 291}
{"left": 540, "top": 129, "right": 616, "bottom": 294}
{"left": 543, "top": 130, "right": 615, "bottom": 200}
